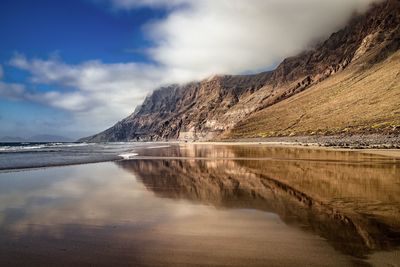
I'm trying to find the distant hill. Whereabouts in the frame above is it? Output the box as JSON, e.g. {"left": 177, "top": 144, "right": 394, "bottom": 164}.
{"left": 0, "top": 135, "right": 72, "bottom": 142}
{"left": 28, "top": 135, "right": 72, "bottom": 142}
{"left": 80, "top": 0, "right": 400, "bottom": 142}
{"left": 0, "top": 136, "right": 26, "bottom": 142}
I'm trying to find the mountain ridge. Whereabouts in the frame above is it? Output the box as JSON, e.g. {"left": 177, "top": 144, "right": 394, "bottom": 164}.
{"left": 80, "top": 0, "right": 400, "bottom": 142}
{"left": 0, "top": 135, "right": 72, "bottom": 142}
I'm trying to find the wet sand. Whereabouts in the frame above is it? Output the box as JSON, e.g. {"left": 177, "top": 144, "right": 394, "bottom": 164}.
{"left": 220, "top": 134, "right": 400, "bottom": 148}
{"left": 150, "top": 140, "right": 400, "bottom": 160}
{"left": 0, "top": 144, "right": 399, "bottom": 266}
{"left": 190, "top": 141, "right": 400, "bottom": 158}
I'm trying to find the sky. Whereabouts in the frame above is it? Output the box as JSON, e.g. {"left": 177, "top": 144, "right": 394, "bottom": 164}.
{"left": 0, "top": 0, "right": 381, "bottom": 139}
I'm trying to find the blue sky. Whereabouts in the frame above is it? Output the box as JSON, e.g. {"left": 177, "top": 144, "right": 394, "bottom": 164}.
{"left": 0, "top": 0, "right": 165, "bottom": 64}
{"left": 0, "top": 0, "right": 164, "bottom": 138}
{"left": 0, "top": 0, "right": 377, "bottom": 139}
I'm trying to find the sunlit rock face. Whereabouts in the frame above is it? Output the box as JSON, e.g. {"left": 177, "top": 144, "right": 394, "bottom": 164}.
{"left": 81, "top": 0, "right": 400, "bottom": 142}
{"left": 81, "top": 73, "right": 272, "bottom": 141}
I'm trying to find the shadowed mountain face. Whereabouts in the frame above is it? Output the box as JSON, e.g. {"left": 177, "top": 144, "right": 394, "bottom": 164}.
{"left": 117, "top": 145, "right": 400, "bottom": 258}
{"left": 81, "top": 0, "right": 400, "bottom": 142}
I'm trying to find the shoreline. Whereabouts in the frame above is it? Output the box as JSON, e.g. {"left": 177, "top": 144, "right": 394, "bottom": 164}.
{"left": 0, "top": 158, "right": 119, "bottom": 174}
{"left": 216, "top": 134, "right": 400, "bottom": 148}
{"left": 189, "top": 142, "right": 400, "bottom": 159}
{"left": 173, "top": 134, "right": 400, "bottom": 158}
{"left": 1, "top": 139, "right": 399, "bottom": 173}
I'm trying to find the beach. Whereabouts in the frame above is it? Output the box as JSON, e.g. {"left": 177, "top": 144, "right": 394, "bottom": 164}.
{"left": 0, "top": 143, "right": 399, "bottom": 266}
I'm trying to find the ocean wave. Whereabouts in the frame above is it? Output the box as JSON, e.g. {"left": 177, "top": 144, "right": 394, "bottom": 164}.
{"left": 118, "top": 153, "right": 139, "bottom": 159}
{"left": 0, "top": 145, "right": 46, "bottom": 152}
{"left": 146, "top": 145, "right": 170, "bottom": 149}
{"left": 53, "top": 143, "right": 94, "bottom": 148}
{"left": 0, "top": 142, "right": 143, "bottom": 170}
{"left": 0, "top": 142, "right": 93, "bottom": 152}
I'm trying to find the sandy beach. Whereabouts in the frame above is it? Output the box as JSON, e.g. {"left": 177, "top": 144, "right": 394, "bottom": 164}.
{"left": 170, "top": 139, "right": 400, "bottom": 159}
{"left": 0, "top": 143, "right": 399, "bottom": 266}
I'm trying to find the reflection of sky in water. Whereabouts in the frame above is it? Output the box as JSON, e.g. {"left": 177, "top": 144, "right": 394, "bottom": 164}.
{"left": 0, "top": 163, "right": 354, "bottom": 266}
{"left": 0, "top": 144, "right": 399, "bottom": 266}
{"left": 0, "top": 163, "right": 189, "bottom": 232}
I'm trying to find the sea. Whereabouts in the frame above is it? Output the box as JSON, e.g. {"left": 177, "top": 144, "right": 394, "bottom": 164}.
{"left": 0, "top": 141, "right": 148, "bottom": 170}
{"left": 0, "top": 143, "right": 399, "bottom": 266}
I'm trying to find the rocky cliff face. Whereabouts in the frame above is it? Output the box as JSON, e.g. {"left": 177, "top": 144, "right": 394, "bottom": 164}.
{"left": 83, "top": 73, "right": 272, "bottom": 141}
{"left": 81, "top": 0, "right": 400, "bottom": 142}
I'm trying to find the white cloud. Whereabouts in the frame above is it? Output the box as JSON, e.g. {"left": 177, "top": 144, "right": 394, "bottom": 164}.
{"left": 0, "top": 81, "right": 90, "bottom": 112}
{"left": 8, "top": 54, "right": 168, "bottom": 130}
{"left": 107, "top": 0, "right": 189, "bottom": 9}
{"left": 0, "top": 64, "right": 3, "bottom": 80}
{"left": 118, "top": 0, "right": 382, "bottom": 80}
{"left": 0, "top": 81, "right": 27, "bottom": 100}
{"left": 5, "top": 0, "right": 382, "bottom": 135}
{"left": 10, "top": 54, "right": 164, "bottom": 93}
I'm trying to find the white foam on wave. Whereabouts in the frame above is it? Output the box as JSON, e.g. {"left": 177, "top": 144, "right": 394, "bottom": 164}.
{"left": 119, "top": 153, "right": 139, "bottom": 159}
{"left": 0, "top": 145, "right": 44, "bottom": 152}
{"left": 146, "top": 145, "right": 170, "bottom": 149}
{"left": 22, "top": 145, "right": 45, "bottom": 149}
{"left": 0, "top": 142, "right": 92, "bottom": 152}
{"left": 55, "top": 143, "right": 92, "bottom": 148}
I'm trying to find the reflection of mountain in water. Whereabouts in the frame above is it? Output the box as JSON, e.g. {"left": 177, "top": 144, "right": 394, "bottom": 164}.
{"left": 117, "top": 145, "right": 400, "bottom": 258}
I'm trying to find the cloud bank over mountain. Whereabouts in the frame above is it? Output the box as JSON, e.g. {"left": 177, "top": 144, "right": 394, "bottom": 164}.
{"left": 2, "top": 0, "right": 382, "bottom": 134}
{"left": 143, "top": 0, "right": 381, "bottom": 80}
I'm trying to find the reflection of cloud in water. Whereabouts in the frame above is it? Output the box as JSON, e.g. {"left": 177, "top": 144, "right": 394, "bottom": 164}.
{"left": 0, "top": 161, "right": 356, "bottom": 266}
{"left": 0, "top": 163, "right": 192, "bottom": 234}
{"left": 0, "top": 144, "right": 399, "bottom": 266}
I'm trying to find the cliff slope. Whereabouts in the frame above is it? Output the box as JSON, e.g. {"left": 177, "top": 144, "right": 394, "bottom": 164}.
{"left": 81, "top": 0, "right": 400, "bottom": 142}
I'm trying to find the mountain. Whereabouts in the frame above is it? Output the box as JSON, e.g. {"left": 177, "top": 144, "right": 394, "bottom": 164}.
{"left": 28, "top": 135, "right": 72, "bottom": 142}
{"left": 80, "top": 0, "right": 400, "bottom": 142}
{"left": 0, "top": 136, "right": 26, "bottom": 142}
{"left": 0, "top": 135, "right": 72, "bottom": 142}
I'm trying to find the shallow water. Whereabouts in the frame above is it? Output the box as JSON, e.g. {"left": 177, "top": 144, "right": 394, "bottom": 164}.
{"left": 0, "top": 142, "right": 150, "bottom": 170}
{"left": 0, "top": 144, "right": 399, "bottom": 266}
